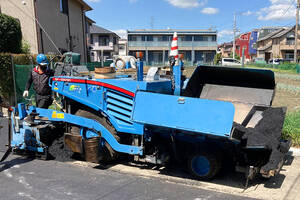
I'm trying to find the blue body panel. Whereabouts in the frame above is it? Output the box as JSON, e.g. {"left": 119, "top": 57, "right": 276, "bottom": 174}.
{"left": 132, "top": 91, "right": 235, "bottom": 137}
{"left": 173, "top": 62, "right": 183, "bottom": 96}
{"left": 10, "top": 110, "right": 45, "bottom": 153}
{"left": 33, "top": 108, "right": 143, "bottom": 155}
{"left": 51, "top": 76, "right": 172, "bottom": 135}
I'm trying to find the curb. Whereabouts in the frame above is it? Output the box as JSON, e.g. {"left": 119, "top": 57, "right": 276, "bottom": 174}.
{"left": 290, "top": 147, "right": 300, "bottom": 157}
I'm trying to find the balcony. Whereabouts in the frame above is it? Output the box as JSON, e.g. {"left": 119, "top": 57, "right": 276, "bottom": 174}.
{"left": 128, "top": 41, "right": 217, "bottom": 48}
{"left": 91, "top": 42, "right": 114, "bottom": 51}
{"left": 281, "top": 44, "right": 295, "bottom": 50}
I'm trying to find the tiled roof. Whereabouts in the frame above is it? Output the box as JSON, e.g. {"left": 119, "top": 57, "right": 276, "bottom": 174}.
{"left": 90, "top": 25, "right": 120, "bottom": 38}
{"left": 257, "top": 28, "right": 285, "bottom": 42}
{"left": 271, "top": 26, "right": 294, "bottom": 38}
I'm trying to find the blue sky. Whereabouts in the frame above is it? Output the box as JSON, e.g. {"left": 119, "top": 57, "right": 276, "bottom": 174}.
{"left": 85, "top": 0, "right": 297, "bottom": 43}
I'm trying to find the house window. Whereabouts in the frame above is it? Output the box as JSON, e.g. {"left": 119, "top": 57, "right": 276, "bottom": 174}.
{"left": 286, "top": 37, "right": 295, "bottom": 45}
{"left": 128, "top": 36, "right": 137, "bottom": 41}
{"left": 212, "top": 35, "right": 216, "bottom": 41}
{"left": 178, "top": 36, "right": 185, "bottom": 41}
{"left": 194, "top": 36, "right": 208, "bottom": 41}
{"left": 162, "top": 35, "right": 169, "bottom": 41}
{"left": 285, "top": 52, "right": 294, "bottom": 60}
{"left": 113, "top": 37, "right": 117, "bottom": 45}
{"left": 147, "top": 35, "right": 153, "bottom": 41}
{"left": 141, "top": 35, "right": 146, "bottom": 41}
{"left": 99, "top": 36, "right": 109, "bottom": 46}
{"left": 90, "top": 34, "right": 93, "bottom": 44}
{"left": 157, "top": 36, "right": 163, "bottom": 41}
{"left": 185, "top": 36, "right": 192, "bottom": 41}
{"left": 60, "top": 0, "right": 69, "bottom": 15}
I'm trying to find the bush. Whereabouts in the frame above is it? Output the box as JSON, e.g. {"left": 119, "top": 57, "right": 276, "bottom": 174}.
{"left": 0, "top": 54, "right": 14, "bottom": 103}
{"left": 283, "top": 110, "right": 300, "bottom": 146}
{"left": 21, "top": 40, "right": 31, "bottom": 54}
{"left": 0, "top": 14, "right": 22, "bottom": 53}
{"left": 276, "top": 63, "right": 297, "bottom": 71}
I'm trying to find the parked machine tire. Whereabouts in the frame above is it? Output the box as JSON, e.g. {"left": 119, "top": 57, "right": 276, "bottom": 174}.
{"left": 188, "top": 151, "right": 222, "bottom": 180}
{"left": 70, "top": 108, "right": 120, "bottom": 163}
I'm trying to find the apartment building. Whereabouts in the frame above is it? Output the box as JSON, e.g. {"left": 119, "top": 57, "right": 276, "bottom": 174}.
{"left": 127, "top": 29, "right": 217, "bottom": 66}
{"left": 0, "top": 0, "right": 92, "bottom": 61}
{"left": 89, "top": 25, "right": 120, "bottom": 62}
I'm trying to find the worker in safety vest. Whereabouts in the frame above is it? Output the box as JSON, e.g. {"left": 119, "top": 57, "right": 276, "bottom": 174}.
{"left": 23, "top": 54, "right": 54, "bottom": 108}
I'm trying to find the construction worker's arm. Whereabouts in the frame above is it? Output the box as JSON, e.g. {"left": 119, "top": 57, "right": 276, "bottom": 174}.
{"left": 23, "top": 72, "right": 33, "bottom": 98}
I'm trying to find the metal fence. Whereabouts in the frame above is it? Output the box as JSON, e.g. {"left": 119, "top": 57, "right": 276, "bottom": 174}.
{"left": 13, "top": 62, "right": 103, "bottom": 104}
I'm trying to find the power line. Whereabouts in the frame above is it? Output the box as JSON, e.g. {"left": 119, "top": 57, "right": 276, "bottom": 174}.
{"left": 281, "top": 0, "right": 296, "bottom": 18}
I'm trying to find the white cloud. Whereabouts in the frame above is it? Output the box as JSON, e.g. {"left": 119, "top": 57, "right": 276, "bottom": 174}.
{"left": 201, "top": 7, "right": 219, "bottom": 15}
{"left": 114, "top": 29, "right": 127, "bottom": 39}
{"left": 165, "top": 0, "right": 207, "bottom": 9}
{"left": 242, "top": 10, "right": 253, "bottom": 16}
{"left": 85, "top": 0, "right": 101, "bottom": 2}
{"left": 258, "top": 0, "right": 296, "bottom": 21}
{"left": 218, "top": 29, "right": 233, "bottom": 38}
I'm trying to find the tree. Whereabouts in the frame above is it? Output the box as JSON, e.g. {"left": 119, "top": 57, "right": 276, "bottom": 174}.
{"left": 214, "top": 53, "right": 222, "bottom": 65}
{"left": 229, "top": 52, "right": 240, "bottom": 60}
{"left": 0, "top": 14, "right": 22, "bottom": 53}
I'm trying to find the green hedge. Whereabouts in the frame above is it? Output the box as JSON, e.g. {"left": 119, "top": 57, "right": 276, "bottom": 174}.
{"left": 0, "top": 54, "right": 14, "bottom": 103}
{"left": 12, "top": 54, "right": 60, "bottom": 65}
{"left": 0, "top": 14, "right": 22, "bottom": 53}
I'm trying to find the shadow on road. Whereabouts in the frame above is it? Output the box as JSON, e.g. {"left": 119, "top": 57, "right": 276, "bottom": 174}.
{"left": 0, "top": 156, "right": 34, "bottom": 173}
{"left": 93, "top": 153, "right": 294, "bottom": 190}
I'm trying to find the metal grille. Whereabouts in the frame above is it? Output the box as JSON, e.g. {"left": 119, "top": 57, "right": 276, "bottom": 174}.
{"left": 106, "top": 90, "right": 133, "bottom": 125}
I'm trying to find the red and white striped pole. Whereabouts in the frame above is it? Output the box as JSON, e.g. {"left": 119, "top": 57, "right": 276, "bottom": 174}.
{"left": 170, "top": 32, "right": 178, "bottom": 65}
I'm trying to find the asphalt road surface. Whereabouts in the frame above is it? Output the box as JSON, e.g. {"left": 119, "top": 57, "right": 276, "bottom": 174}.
{"left": 2, "top": 116, "right": 300, "bottom": 200}
{"left": 0, "top": 117, "right": 258, "bottom": 200}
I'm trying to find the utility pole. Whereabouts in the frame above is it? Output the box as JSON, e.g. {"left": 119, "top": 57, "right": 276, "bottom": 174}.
{"left": 233, "top": 12, "right": 237, "bottom": 59}
{"left": 294, "top": 0, "right": 299, "bottom": 63}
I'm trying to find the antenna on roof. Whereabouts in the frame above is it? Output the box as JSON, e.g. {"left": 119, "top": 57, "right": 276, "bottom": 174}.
{"left": 150, "top": 16, "right": 154, "bottom": 29}
{"left": 209, "top": 26, "right": 216, "bottom": 30}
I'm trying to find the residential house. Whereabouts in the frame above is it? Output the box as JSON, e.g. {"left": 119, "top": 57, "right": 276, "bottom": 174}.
{"left": 235, "top": 32, "right": 251, "bottom": 60}
{"left": 118, "top": 39, "right": 128, "bottom": 56}
{"left": 127, "top": 29, "right": 217, "bottom": 66}
{"left": 256, "top": 28, "right": 285, "bottom": 61}
{"left": 0, "top": 0, "right": 92, "bottom": 62}
{"left": 255, "top": 26, "right": 300, "bottom": 62}
{"left": 248, "top": 29, "right": 258, "bottom": 60}
{"left": 90, "top": 25, "right": 120, "bottom": 62}
{"left": 270, "top": 26, "right": 300, "bottom": 61}
{"left": 218, "top": 42, "right": 233, "bottom": 58}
